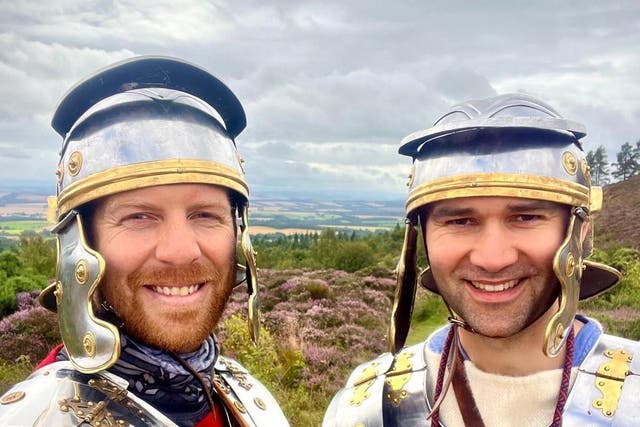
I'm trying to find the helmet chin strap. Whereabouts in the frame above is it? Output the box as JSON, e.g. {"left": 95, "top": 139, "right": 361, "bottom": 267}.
{"left": 444, "top": 304, "right": 477, "bottom": 334}
{"left": 443, "top": 290, "right": 562, "bottom": 340}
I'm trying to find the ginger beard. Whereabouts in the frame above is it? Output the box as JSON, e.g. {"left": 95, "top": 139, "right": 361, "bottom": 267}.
{"left": 99, "top": 260, "right": 235, "bottom": 353}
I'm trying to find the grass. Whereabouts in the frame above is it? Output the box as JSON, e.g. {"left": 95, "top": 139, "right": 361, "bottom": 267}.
{"left": 0, "top": 356, "right": 33, "bottom": 395}
{"left": 405, "top": 289, "right": 449, "bottom": 346}
{"left": 406, "top": 315, "right": 446, "bottom": 346}
{"left": 0, "top": 221, "right": 50, "bottom": 235}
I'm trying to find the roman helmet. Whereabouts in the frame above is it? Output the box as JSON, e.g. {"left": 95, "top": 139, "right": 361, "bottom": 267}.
{"left": 390, "top": 93, "right": 621, "bottom": 356}
{"left": 39, "top": 56, "right": 259, "bottom": 373}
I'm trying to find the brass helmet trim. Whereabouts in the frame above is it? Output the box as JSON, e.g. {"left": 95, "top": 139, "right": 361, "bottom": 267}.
{"left": 406, "top": 172, "right": 589, "bottom": 214}
{"left": 51, "top": 211, "right": 120, "bottom": 373}
{"left": 53, "top": 159, "right": 248, "bottom": 220}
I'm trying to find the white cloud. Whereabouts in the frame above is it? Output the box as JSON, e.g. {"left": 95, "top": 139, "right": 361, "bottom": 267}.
{"left": 0, "top": 0, "right": 638, "bottom": 197}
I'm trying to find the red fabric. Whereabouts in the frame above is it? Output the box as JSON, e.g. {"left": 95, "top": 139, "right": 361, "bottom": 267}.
{"left": 194, "top": 410, "right": 225, "bottom": 427}
{"left": 35, "top": 344, "right": 64, "bottom": 371}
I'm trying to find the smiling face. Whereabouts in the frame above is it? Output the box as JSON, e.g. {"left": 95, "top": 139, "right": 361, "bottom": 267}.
{"left": 423, "top": 196, "right": 568, "bottom": 338}
{"left": 92, "top": 183, "right": 237, "bottom": 353}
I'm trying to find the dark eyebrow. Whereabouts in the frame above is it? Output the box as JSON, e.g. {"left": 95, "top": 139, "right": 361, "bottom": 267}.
{"left": 429, "top": 206, "right": 477, "bottom": 219}
{"left": 505, "top": 200, "right": 562, "bottom": 213}
{"left": 428, "top": 199, "right": 564, "bottom": 219}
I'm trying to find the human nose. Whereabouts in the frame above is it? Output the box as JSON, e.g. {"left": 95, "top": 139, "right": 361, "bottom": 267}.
{"left": 468, "top": 224, "right": 518, "bottom": 272}
{"left": 155, "top": 218, "right": 202, "bottom": 265}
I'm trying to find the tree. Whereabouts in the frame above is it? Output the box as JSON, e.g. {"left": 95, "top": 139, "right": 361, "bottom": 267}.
{"left": 313, "top": 228, "right": 339, "bottom": 267}
{"left": 612, "top": 142, "right": 639, "bottom": 182}
{"left": 0, "top": 250, "right": 21, "bottom": 278}
{"left": 334, "top": 241, "right": 375, "bottom": 272}
{"left": 17, "top": 233, "right": 56, "bottom": 278}
{"left": 586, "top": 145, "right": 610, "bottom": 185}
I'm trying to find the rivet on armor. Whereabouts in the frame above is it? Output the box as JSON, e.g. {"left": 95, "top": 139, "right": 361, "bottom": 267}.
{"left": 54, "top": 281, "right": 63, "bottom": 305}
{"left": 68, "top": 151, "right": 83, "bottom": 176}
{"left": 562, "top": 151, "right": 578, "bottom": 175}
{"left": 0, "top": 391, "right": 25, "bottom": 405}
{"left": 236, "top": 152, "right": 246, "bottom": 173}
{"left": 56, "top": 163, "right": 64, "bottom": 184}
{"left": 83, "top": 332, "right": 97, "bottom": 357}
{"left": 581, "top": 158, "right": 589, "bottom": 179}
{"left": 233, "top": 400, "right": 247, "bottom": 414}
{"left": 565, "top": 253, "right": 575, "bottom": 277}
{"left": 406, "top": 165, "right": 415, "bottom": 188}
{"left": 592, "top": 348, "right": 631, "bottom": 416}
{"left": 75, "top": 259, "right": 89, "bottom": 284}
{"left": 553, "top": 323, "right": 565, "bottom": 348}
{"left": 350, "top": 361, "right": 380, "bottom": 406}
{"left": 254, "top": 397, "right": 267, "bottom": 410}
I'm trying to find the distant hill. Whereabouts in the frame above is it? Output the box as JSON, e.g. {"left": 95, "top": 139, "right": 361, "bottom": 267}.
{"left": 596, "top": 175, "right": 640, "bottom": 249}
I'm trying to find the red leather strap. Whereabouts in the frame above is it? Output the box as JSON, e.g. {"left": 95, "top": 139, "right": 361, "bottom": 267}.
{"left": 451, "top": 337, "right": 486, "bottom": 427}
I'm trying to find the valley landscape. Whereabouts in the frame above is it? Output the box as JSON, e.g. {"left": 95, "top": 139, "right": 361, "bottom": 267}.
{"left": 0, "top": 189, "right": 405, "bottom": 241}
{"left": 0, "top": 179, "right": 638, "bottom": 426}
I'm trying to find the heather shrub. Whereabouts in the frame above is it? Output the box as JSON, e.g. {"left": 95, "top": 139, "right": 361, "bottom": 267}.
{"left": 219, "top": 267, "right": 394, "bottom": 425}
{"left": 0, "top": 269, "right": 48, "bottom": 316}
{"left": 0, "top": 292, "right": 60, "bottom": 394}
{"left": 0, "top": 293, "right": 60, "bottom": 364}
{"left": 0, "top": 333, "right": 50, "bottom": 365}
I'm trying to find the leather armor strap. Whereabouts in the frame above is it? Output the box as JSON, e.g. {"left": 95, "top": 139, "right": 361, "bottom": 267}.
{"left": 451, "top": 336, "right": 486, "bottom": 427}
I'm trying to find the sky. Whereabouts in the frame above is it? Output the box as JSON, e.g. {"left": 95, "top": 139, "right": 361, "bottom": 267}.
{"left": 1, "top": 0, "right": 639, "bottom": 200}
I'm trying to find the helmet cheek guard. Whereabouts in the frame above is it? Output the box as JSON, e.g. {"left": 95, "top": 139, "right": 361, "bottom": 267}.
{"left": 39, "top": 56, "right": 259, "bottom": 372}
{"left": 389, "top": 94, "right": 621, "bottom": 355}
{"left": 389, "top": 215, "right": 419, "bottom": 354}
{"left": 546, "top": 207, "right": 585, "bottom": 357}
{"left": 40, "top": 212, "right": 119, "bottom": 372}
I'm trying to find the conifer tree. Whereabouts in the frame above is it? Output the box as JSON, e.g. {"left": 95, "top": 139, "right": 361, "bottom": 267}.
{"left": 586, "top": 145, "right": 610, "bottom": 185}
{"left": 612, "top": 142, "right": 639, "bottom": 182}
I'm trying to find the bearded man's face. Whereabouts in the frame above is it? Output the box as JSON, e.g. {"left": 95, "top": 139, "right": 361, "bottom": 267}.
{"left": 92, "top": 184, "right": 236, "bottom": 353}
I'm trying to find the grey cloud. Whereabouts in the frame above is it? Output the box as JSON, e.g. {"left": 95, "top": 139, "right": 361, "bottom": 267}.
{"left": 1, "top": 0, "right": 639, "bottom": 197}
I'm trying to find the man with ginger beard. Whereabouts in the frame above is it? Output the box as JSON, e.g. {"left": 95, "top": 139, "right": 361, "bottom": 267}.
{"left": 0, "top": 56, "right": 289, "bottom": 427}
{"left": 324, "top": 94, "right": 640, "bottom": 426}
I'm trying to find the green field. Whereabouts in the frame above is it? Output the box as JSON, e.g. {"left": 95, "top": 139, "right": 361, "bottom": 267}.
{"left": 0, "top": 220, "right": 50, "bottom": 236}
